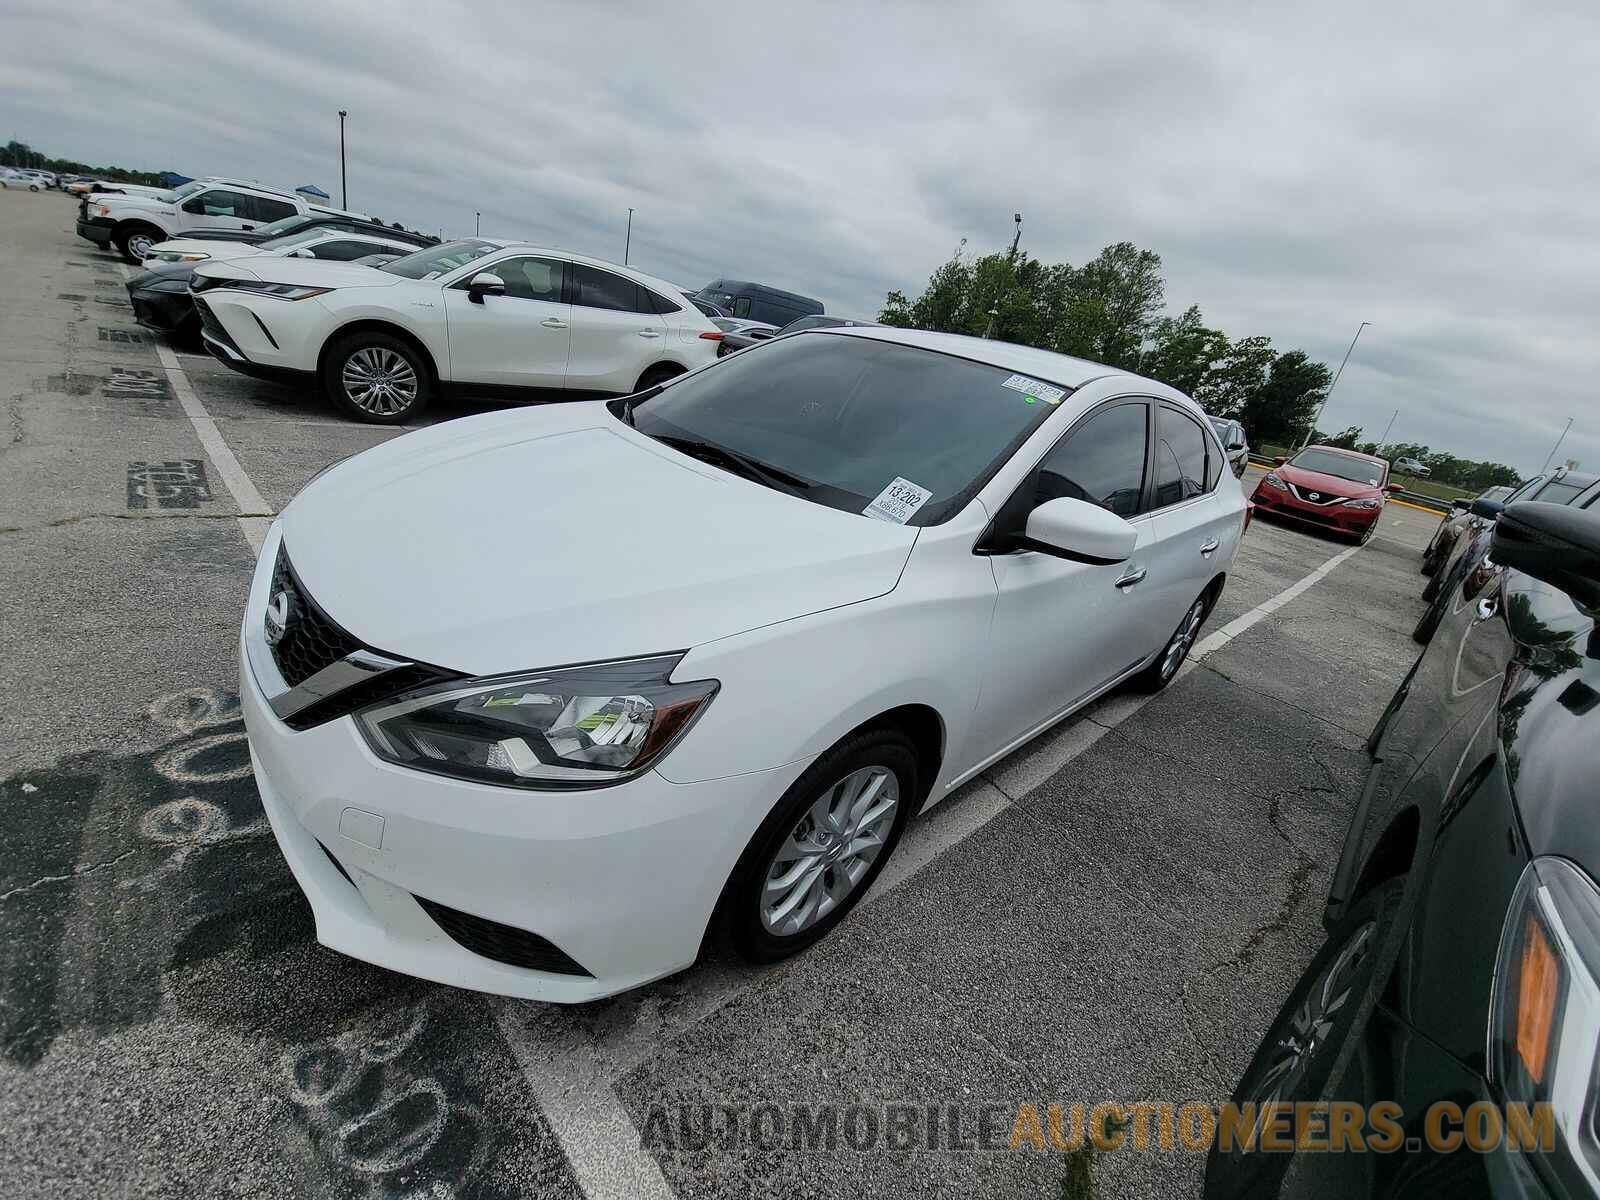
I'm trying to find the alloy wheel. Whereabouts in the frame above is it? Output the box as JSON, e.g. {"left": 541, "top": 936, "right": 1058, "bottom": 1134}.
{"left": 760, "top": 765, "right": 899, "bottom": 936}
{"left": 127, "top": 231, "right": 156, "bottom": 260}
{"left": 1244, "top": 919, "right": 1375, "bottom": 1126}
{"left": 1160, "top": 597, "right": 1206, "bottom": 681}
{"left": 342, "top": 346, "right": 420, "bottom": 417}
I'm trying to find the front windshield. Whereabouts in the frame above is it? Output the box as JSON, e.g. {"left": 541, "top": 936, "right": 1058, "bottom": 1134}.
{"left": 1291, "top": 448, "right": 1384, "bottom": 486}
{"left": 255, "top": 214, "right": 314, "bottom": 240}
{"left": 155, "top": 180, "right": 207, "bottom": 204}
{"left": 382, "top": 238, "right": 498, "bottom": 280}
{"left": 627, "top": 333, "right": 1067, "bottom": 525}
{"left": 262, "top": 228, "right": 329, "bottom": 251}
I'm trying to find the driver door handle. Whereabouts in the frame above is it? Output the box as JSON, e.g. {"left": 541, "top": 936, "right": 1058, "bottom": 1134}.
{"left": 540, "top": 318, "right": 567, "bottom": 329}
{"left": 1476, "top": 596, "right": 1498, "bottom": 622}
{"left": 637, "top": 329, "right": 662, "bottom": 339}
{"left": 1200, "top": 537, "right": 1220, "bottom": 558}
{"left": 1115, "top": 566, "right": 1147, "bottom": 590}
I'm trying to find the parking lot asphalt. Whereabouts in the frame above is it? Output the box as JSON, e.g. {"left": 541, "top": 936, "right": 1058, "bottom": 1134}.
{"left": 0, "top": 189, "right": 1440, "bottom": 1199}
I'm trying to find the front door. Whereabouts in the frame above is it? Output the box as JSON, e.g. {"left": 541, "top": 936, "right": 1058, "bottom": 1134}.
{"left": 179, "top": 188, "right": 258, "bottom": 234}
{"left": 976, "top": 399, "right": 1169, "bottom": 761}
{"left": 565, "top": 263, "right": 667, "bottom": 394}
{"left": 442, "top": 254, "right": 572, "bottom": 389}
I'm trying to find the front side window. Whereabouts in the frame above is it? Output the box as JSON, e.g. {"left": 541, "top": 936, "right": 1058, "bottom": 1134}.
{"left": 1033, "top": 402, "right": 1149, "bottom": 518}
{"left": 1153, "top": 406, "right": 1211, "bottom": 507}
{"left": 382, "top": 239, "right": 499, "bottom": 280}
{"left": 627, "top": 334, "right": 1069, "bottom": 525}
{"left": 573, "top": 264, "right": 645, "bottom": 312}
{"left": 483, "top": 256, "right": 564, "bottom": 302}
{"left": 184, "top": 189, "right": 250, "bottom": 217}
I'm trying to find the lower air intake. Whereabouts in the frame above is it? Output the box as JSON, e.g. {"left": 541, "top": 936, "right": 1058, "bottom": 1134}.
{"left": 413, "top": 895, "right": 593, "bottom": 977}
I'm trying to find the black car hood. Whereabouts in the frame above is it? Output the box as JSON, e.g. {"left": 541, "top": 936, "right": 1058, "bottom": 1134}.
{"left": 129, "top": 262, "right": 198, "bottom": 289}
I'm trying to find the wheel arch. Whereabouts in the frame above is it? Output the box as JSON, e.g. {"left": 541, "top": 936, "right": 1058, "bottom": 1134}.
{"left": 319, "top": 319, "right": 442, "bottom": 387}
{"left": 635, "top": 360, "right": 687, "bottom": 392}
{"left": 1350, "top": 805, "right": 1421, "bottom": 905}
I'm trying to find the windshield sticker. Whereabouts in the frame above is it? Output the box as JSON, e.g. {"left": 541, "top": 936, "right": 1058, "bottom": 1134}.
{"left": 1001, "top": 374, "right": 1065, "bottom": 406}
{"left": 863, "top": 477, "right": 933, "bottom": 524}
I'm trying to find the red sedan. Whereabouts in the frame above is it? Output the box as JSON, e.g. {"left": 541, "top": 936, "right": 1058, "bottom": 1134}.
{"left": 1249, "top": 445, "right": 1402, "bottom": 543}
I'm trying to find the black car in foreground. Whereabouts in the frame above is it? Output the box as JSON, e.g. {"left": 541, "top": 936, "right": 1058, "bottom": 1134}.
{"left": 1207, "top": 491, "right": 1600, "bottom": 1199}
{"left": 1413, "top": 469, "right": 1598, "bottom": 644}
{"left": 1421, "top": 485, "right": 1515, "bottom": 577}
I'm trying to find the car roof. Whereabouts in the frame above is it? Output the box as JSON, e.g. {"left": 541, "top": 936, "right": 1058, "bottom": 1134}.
{"left": 1546, "top": 468, "right": 1600, "bottom": 490}
{"left": 701, "top": 279, "right": 823, "bottom": 307}
{"left": 1301, "top": 444, "right": 1389, "bottom": 467}
{"left": 813, "top": 325, "right": 1157, "bottom": 391}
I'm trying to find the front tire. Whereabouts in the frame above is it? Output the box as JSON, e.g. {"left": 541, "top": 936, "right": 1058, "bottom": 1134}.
{"left": 1204, "top": 879, "right": 1402, "bottom": 1199}
{"left": 322, "top": 332, "right": 433, "bottom": 424}
{"left": 720, "top": 728, "right": 918, "bottom": 965}
{"left": 115, "top": 224, "right": 161, "bottom": 264}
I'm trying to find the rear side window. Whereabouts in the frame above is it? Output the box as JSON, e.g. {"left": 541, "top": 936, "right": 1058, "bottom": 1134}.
{"left": 309, "top": 240, "right": 384, "bottom": 261}
{"left": 645, "top": 289, "right": 685, "bottom": 315}
{"left": 251, "top": 196, "right": 298, "bottom": 223}
{"left": 1032, "top": 402, "right": 1149, "bottom": 518}
{"left": 732, "top": 297, "right": 752, "bottom": 318}
{"left": 573, "top": 264, "right": 648, "bottom": 313}
{"left": 1153, "top": 406, "right": 1212, "bottom": 507}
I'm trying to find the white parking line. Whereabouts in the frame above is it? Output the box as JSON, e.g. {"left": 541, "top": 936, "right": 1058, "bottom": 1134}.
{"left": 118, "top": 263, "right": 273, "bottom": 554}
{"left": 494, "top": 538, "right": 1366, "bottom": 1200}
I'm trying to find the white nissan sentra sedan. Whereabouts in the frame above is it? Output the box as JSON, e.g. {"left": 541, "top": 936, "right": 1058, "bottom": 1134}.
{"left": 241, "top": 326, "right": 1247, "bottom": 1002}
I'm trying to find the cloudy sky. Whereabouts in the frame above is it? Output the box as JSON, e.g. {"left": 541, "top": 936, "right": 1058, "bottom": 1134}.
{"left": 4, "top": 0, "right": 1597, "bottom": 472}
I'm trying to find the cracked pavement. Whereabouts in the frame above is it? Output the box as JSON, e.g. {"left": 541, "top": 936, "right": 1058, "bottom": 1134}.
{"left": 0, "top": 189, "right": 1443, "bottom": 1198}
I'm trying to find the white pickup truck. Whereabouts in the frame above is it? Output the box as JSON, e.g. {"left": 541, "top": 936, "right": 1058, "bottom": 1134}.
{"left": 76, "top": 178, "right": 343, "bottom": 263}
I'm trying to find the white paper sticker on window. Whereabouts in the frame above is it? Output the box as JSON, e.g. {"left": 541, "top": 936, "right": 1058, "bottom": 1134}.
{"left": 1001, "top": 374, "right": 1066, "bottom": 406}
{"left": 863, "top": 477, "right": 933, "bottom": 524}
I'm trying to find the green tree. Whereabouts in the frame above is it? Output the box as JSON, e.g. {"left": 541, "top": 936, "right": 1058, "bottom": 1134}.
{"left": 1140, "top": 305, "right": 1231, "bottom": 396}
{"left": 1194, "top": 335, "right": 1275, "bottom": 421}
{"left": 1239, "top": 350, "right": 1330, "bottom": 446}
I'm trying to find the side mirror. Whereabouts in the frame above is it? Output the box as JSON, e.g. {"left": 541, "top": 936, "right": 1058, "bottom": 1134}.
{"left": 1385, "top": 483, "right": 1404, "bottom": 494}
{"left": 1471, "top": 498, "right": 1506, "bottom": 520}
{"left": 1491, "top": 501, "right": 1600, "bottom": 609}
{"left": 291, "top": 248, "right": 315, "bottom": 258}
{"left": 1273, "top": 456, "right": 1289, "bottom": 467}
{"left": 1228, "top": 439, "right": 1246, "bottom": 451}
{"left": 1451, "top": 498, "right": 1471, "bottom": 511}
{"left": 466, "top": 272, "right": 506, "bottom": 303}
{"left": 1020, "top": 497, "right": 1137, "bottom": 564}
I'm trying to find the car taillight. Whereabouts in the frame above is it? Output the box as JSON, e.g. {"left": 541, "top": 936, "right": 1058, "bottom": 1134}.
{"left": 698, "top": 331, "right": 723, "bottom": 341}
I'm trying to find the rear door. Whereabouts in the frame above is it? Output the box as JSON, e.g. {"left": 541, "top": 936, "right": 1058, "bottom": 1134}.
{"left": 1144, "top": 402, "right": 1239, "bottom": 637}
{"left": 565, "top": 264, "right": 667, "bottom": 393}
{"left": 440, "top": 254, "right": 572, "bottom": 388}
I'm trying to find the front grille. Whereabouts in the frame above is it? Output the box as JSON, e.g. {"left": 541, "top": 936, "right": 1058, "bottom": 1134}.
{"left": 1288, "top": 484, "right": 1346, "bottom": 506}
{"left": 193, "top": 297, "right": 229, "bottom": 341}
{"left": 413, "top": 896, "right": 593, "bottom": 977}
{"left": 269, "top": 548, "right": 362, "bottom": 687}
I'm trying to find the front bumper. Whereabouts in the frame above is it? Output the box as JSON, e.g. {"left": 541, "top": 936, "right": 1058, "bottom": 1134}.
{"left": 127, "top": 286, "right": 196, "bottom": 335}
{"left": 239, "top": 526, "right": 809, "bottom": 1002}
{"left": 76, "top": 217, "right": 115, "bottom": 246}
{"left": 1251, "top": 484, "right": 1379, "bottom": 536}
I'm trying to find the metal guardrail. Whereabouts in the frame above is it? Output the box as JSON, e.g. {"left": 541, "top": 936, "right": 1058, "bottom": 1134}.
{"left": 1245, "top": 453, "right": 1452, "bottom": 515}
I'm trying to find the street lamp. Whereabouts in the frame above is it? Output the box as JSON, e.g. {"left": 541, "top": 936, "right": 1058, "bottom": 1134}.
{"left": 624, "top": 207, "right": 634, "bottom": 265}
{"left": 475, "top": 211, "right": 481, "bottom": 236}
{"left": 337, "top": 110, "right": 348, "bottom": 209}
{"left": 1540, "top": 417, "right": 1575, "bottom": 475}
{"left": 1299, "top": 321, "right": 1371, "bottom": 450}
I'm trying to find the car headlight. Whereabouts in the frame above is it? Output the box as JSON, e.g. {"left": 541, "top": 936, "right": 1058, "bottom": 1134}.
{"left": 1344, "top": 497, "right": 1380, "bottom": 510}
{"left": 1489, "top": 856, "right": 1600, "bottom": 1190}
{"left": 211, "top": 280, "right": 333, "bottom": 300}
{"left": 144, "top": 278, "right": 192, "bottom": 294}
{"left": 356, "top": 654, "right": 718, "bottom": 789}
{"left": 1262, "top": 473, "right": 1288, "bottom": 491}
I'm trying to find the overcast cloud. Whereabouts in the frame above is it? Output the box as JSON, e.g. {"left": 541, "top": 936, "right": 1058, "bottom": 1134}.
{"left": 4, "top": 0, "right": 1597, "bottom": 472}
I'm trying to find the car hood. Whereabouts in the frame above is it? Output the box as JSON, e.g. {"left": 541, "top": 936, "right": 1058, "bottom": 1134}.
{"left": 96, "top": 193, "right": 175, "bottom": 216}
{"left": 193, "top": 256, "right": 402, "bottom": 290}
{"left": 1277, "top": 463, "right": 1384, "bottom": 498}
{"left": 147, "top": 236, "right": 265, "bottom": 260}
{"left": 277, "top": 403, "right": 918, "bottom": 676}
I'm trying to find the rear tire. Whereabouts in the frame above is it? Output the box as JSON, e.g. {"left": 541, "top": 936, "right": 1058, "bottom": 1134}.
{"left": 634, "top": 362, "right": 685, "bottom": 394}
{"left": 322, "top": 332, "right": 433, "bottom": 425}
{"left": 718, "top": 728, "right": 918, "bottom": 965}
{"left": 1128, "top": 588, "right": 1213, "bottom": 693}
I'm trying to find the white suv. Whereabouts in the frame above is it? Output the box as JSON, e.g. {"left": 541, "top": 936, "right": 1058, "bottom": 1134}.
{"left": 191, "top": 238, "right": 724, "bottom": 423}
{"left": 77, "top": 178, "right": 323, "bottom": 263}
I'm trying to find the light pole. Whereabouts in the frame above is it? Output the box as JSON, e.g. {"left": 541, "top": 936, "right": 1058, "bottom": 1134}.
{"left": 1376, "top": 408, "right": 1398, "bottom": 453}
{"left": 624, "top": 208, "right": 633, "bottom": 265}
{"left": 475, "top": 211, "right": 481, "bottom": 236}
{"left": 1539, "top": 417, "right": 1575, "bottom": 475}
{"left": 337, "top": 110, "right": 348, "bottom": 209}
{"left": 1300, "top": 320, "right": 1371, "bottom": 450}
